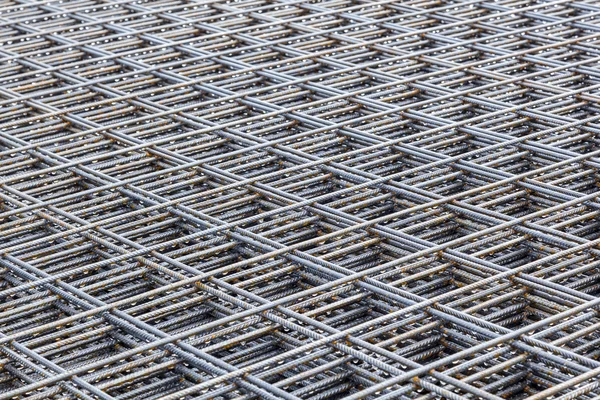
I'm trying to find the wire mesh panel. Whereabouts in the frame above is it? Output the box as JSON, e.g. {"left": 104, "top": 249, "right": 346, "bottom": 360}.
{"left": 0, "top": 0, "right": 600, "bottom": 398}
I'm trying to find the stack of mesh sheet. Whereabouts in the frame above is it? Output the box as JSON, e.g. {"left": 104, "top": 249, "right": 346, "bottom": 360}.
{"left": 1, "top": 0, "right": 600, "bottom": 398}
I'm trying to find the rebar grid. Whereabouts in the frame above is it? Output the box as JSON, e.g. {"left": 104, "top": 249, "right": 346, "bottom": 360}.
{"left": 0, "top": 0, "right": 600, "bottom": 398}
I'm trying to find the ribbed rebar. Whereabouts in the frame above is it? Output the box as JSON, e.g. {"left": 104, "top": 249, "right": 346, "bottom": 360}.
{"left": 1, "top": 0, "right": 600, "bottom": 399}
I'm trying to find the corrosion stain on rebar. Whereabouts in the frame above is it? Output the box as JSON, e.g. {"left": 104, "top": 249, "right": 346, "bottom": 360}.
{"left": 1, "top": 0, "right": 600, "bottom": 399}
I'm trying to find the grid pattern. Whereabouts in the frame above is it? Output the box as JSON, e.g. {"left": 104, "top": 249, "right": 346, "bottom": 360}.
{"left": 1, "top": 0, "right": 600, "bottom": 399}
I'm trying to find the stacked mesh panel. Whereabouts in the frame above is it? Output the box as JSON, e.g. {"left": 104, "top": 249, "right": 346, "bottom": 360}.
{"left": 1, "top": 0, "right": 600, "bottom": 398}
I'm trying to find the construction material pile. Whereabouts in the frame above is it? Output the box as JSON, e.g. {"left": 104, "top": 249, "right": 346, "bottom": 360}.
{"left": 1, "top": 0, "right": 600, "bottom": 399}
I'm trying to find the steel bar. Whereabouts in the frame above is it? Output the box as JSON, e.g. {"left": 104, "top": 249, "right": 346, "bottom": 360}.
{"left": 1, "top": 0, "right": 600, "bottom": 399}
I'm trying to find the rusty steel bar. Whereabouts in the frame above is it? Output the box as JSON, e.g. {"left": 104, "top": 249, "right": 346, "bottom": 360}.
{"left": 1, "top": 0, "right": 600, "bottom": 399}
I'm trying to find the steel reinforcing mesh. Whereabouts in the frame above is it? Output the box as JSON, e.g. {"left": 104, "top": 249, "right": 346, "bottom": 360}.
{"left": 1, "top": 0, "right": 600, "bottom": 399}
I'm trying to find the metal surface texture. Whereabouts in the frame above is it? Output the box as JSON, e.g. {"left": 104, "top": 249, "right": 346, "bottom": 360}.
{"left": 0, "top": 0, "right": 600, "bottom": 398}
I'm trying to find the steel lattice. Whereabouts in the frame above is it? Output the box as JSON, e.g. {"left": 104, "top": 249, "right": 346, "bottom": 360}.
{"left": 0, "top": 0, "right": 600, "bottom": 399}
